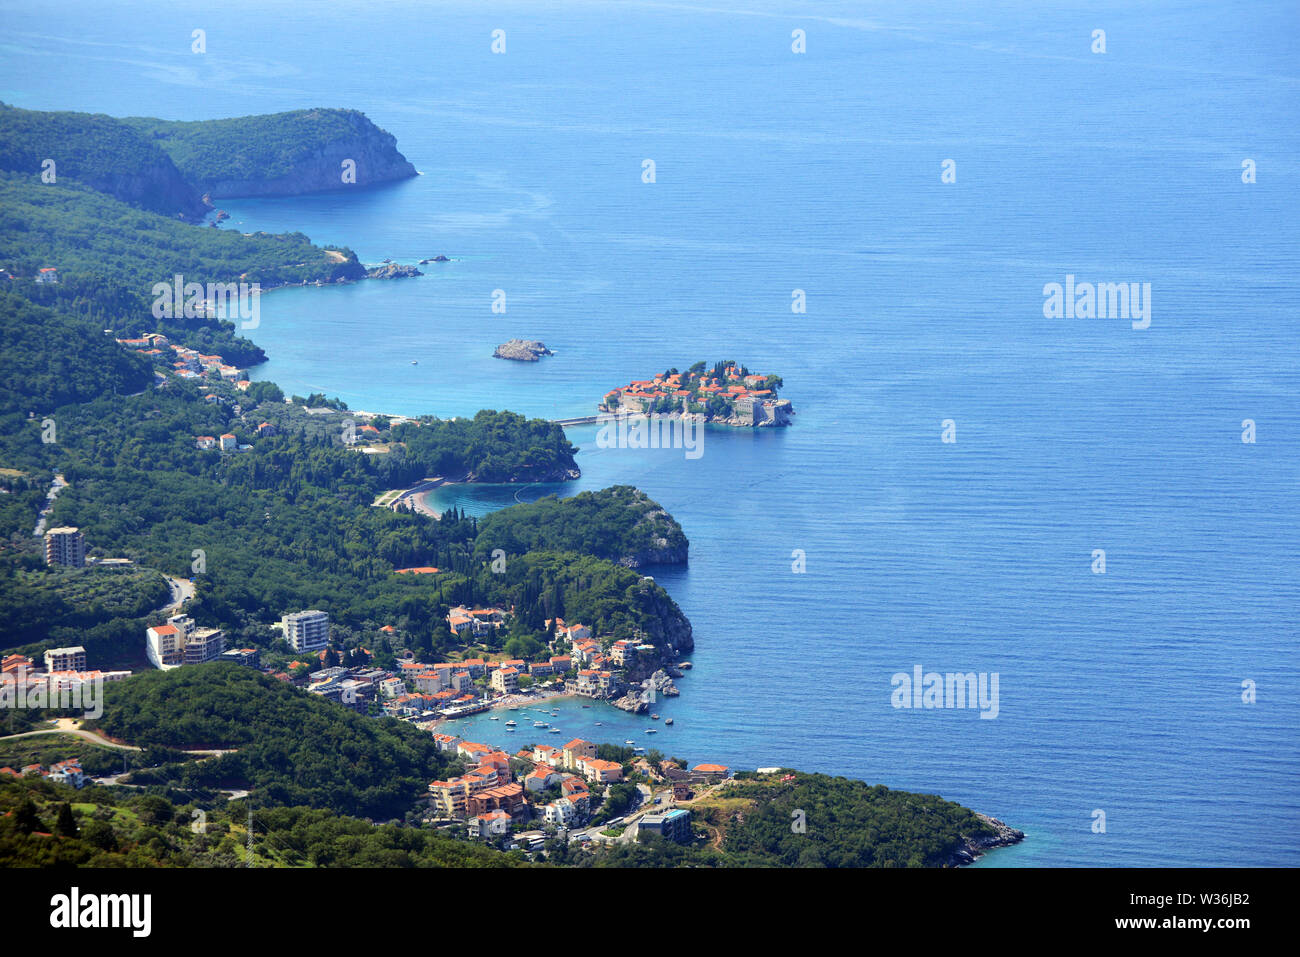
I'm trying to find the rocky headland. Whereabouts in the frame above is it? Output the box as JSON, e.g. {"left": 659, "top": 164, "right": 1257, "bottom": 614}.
{"left": 948, "top": 815, "right": 1026, "bottom": 866}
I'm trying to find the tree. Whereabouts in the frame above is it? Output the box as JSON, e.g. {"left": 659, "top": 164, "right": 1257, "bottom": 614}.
{"left": 13, "top": 798, "right": 43, "bottom": 834}
{"left": 54, "top": 802, "right": 78, "bottom": 838}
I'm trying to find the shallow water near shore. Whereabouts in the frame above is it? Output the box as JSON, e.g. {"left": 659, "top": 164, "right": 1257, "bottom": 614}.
{"left": 7, "top": 0, "right": 1298, "bottom": 865}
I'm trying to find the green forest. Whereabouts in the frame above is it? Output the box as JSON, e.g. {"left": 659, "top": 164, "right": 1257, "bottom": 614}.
{"left": 474, "top": 485, "right": 688, "bottom": 567}
{"left": 123, "top": 107, "right": 416, "bottom": 192}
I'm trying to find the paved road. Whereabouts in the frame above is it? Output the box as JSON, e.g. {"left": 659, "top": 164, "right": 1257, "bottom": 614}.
{"left": 32, "top": 473, "right": 68, "bottom": 537}
{"left": 0, "top": 727, "right": 141, "bottom": 751}
{"left": 0, "top": 725, "right": 233, "bottom": 758}
{"left": 159, "top": 575, "right": 196, "bottom": 614}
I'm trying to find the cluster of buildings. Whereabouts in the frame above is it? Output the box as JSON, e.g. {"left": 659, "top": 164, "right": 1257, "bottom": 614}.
{"left": 599, "top": 364, "right": 792, "bottom": 426}
{"left": 1, "top": 650, "right": 131, "bottom": 695}
{"left": 306, "top": 663, "right": 393, "bottom": 714}
{"left": 145, "top": 615, "right": 225, "bottom": 670}
{"left": 426, "top": 734, "right": 622, "bottom": 835}
{"left": 561, "top": 624, "right": 653, "bottom": 700}
{"left": 194, "top": 433, "right": 241, "bottom": 451}
{"left": 117, "top": 335, "right": 249, "bottom": 388}
{"left": 446, "top": 606, "right": 507, "bottom": 639}
{"left": 143, "top": 608, "right": 329, "bottom": 672}
{"left": 0, "top": 760, "right": 85, "bottom": 789}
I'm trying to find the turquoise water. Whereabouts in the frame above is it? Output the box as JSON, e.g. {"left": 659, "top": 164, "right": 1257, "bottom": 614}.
{"left": 4, "top": 0, "right": 1298, "bottom": 866}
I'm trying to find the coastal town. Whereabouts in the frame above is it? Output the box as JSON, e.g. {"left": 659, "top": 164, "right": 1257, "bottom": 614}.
{"left": 2, "top": 598, "right": 729, "bottom": 853}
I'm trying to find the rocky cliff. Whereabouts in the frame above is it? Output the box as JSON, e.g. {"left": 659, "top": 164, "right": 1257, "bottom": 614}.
{"left": 948, "top": 815, "right": 1025, "bottom": 866}
{"left": 125, "top": 108, "right": 418, "bottom": 199}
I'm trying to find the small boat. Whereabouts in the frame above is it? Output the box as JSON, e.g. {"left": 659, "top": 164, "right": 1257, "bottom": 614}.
{"left": 633, "top": 747, "right": 645, "bottom": 754}
{"left": 505, "top": 726, "right": 516, "bottom": 732}
{"left": 624, "top": 740, "right": 635, "bottom": 745}
{"left": 650, "top": 714, "right": 659, "bottom": 720}
{"left": 505, "top": 720, "right": 516, "bottom": 726}
{"left": 533, "top": 721, "right": 547, "bottom": 728}
{"left": 489, "top": 716, "right": 499, "bottom": 721}
{"left": 595, "top": 722, "right": 602, "bottom": 726}
{"left": 664, "top": 718, "right": 673, "bottom": 726}
{"left": 644, "top": 729, "right": 657, "bottom": 734}
{"left": 410, "top": 360, "right": 418, "bottom": 365}
{"left": 581, "top": 705, "right": 590, "bottom": 709}
{"left": 549, "top": 728, "right": 561, "bottom": 734}
{"left": 508, "top": 706, "right": 518, "bottom": 711}
{"left": 679, "top": 662, "right": 692, "bottom": 670}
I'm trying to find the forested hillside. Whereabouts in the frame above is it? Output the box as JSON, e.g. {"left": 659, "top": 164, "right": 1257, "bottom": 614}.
{"left": 124, "top": 108, "right": 418, "bottom": 196}
{"left": 475, "top": 486, "right": 688, "bottom": 567}
{"left": 0, "top": 101, "right": 205, "bottom": 218}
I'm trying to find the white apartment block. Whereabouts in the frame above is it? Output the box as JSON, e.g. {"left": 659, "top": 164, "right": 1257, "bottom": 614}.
{"left": 282, "top": 610, "right": 330, "bottom": 652}
{"left": 43, "top": 646, "right": 86, "bottom": 673}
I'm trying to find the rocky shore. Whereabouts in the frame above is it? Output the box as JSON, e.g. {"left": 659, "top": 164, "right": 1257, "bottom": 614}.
{"left": 493, "top": 339, "right": 552, "bottom": 361}
{"left": 367, "top": 262, "right": 422, "bottom": 280}
{"left": 948, "top": 815, "right": 1025, "bottom": 866}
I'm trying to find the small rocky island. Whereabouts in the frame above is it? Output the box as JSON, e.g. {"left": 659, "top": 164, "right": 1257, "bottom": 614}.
{"left": 601, "top": 360, "right": 793, "bottom": 427}
{"left": 493, "top": 339, "right": 552, "bottom": 362}
{"left": 367, "top": 262, "right": 422, "bottom": 279}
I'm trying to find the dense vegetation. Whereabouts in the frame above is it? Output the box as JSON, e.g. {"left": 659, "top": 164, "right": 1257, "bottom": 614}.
{"left": 0, "top": 173, "right": 362, "bottom": 292}
{"left": 395, "top": 410, "right": 579, "bottom": 483}
{"left": 0, "top": 291, "right": 154, "bottom": 411}
{"left": 0, "top": 101, "right": 203, "bottom": 218}
{"left": 124, "top": 108, "right": 416, "bottom": 193}
{"left": 0, "top": 562, "right": 170, "bottom": 655}
{"left": 0, "top": 776, "right": 525, "bottom": 868}
{"left": 91, "top": 666, "right": 454, "bottom": 819}
{"left": 475, "top": 486, "right": 688, "bottom": 567}
{"left": 575, "top": 772, "right": 995, "bottom": 868}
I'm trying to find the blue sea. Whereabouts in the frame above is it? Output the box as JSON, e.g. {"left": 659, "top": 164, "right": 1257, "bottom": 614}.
{"left": 3, "top": 0, "right": 1297, "bottom": 866}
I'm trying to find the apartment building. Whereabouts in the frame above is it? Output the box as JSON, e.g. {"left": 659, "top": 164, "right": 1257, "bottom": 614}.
{"left": 282, "top": 610, "right": 330, "bottom": 652}
{"left": 44, "top": 527, "right": 85, "bottom": 568}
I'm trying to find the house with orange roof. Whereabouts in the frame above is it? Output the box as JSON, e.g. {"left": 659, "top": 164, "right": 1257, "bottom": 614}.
{"left": 579, "top": 758, "right": 624, "bottom": 784}
{"left": 525, "top": 766, "right": 562, "bottom": 792}
{"left": 431, "top": 732, "right": 461, "bottom": 753}
{"left": 489, "top": 666, "right": 520, "bottom": 695}
{"left": 456, "top": 741, "right": 493, "bottom": 762}
{"left": 692, "top": 763, "right": 731, "bottom": 780}
{"left": 471, "top": 809, "right": 512, "bottom": 838}
{"left": 466, "top": 782, "right": 526, "bottom": 820}
{"left": 560, "top": 739, "right": 597, "bottom": 770}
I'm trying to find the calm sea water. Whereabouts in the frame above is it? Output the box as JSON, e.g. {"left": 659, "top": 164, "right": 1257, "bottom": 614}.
{"left": 4, "top": 0, "right": 1297, "bottom": 866}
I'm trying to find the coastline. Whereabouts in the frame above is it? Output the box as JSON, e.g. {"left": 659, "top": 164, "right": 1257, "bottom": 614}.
{"left": 376, "top": 474, "right": 465, "bottom": 518}
{"left": 429, "top": 688, "right": 583, "bottom": 729}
